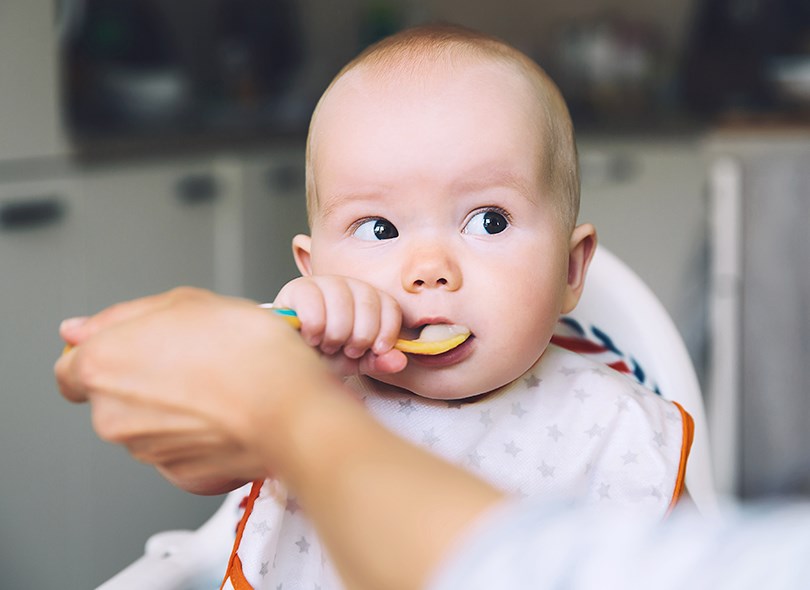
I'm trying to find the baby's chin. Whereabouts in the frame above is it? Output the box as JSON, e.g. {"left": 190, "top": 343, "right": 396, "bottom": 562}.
{"left": 366, "top": 371, "right": 511, "bottom": 402}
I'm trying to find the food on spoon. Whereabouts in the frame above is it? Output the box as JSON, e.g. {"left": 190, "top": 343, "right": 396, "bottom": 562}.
{"left": 394, "top": 324, "right": 471, "bottom": 355}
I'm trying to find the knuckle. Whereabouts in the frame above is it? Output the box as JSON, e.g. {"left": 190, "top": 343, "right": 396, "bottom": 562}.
{"left": 90, "top": 407, "right": 121, "bottom": 444}
{"left": 73, "top": 350, "right": 101, "bottom": 392}
{"left": 349, "top": 328, "right": 376, "bottom": 350}
{"left": 324, "top": 317, "right": 352, "bottom": 342}
{"left": 320, "top": 334, "right": 344, "bottom": 354}
{"left": 169, "top": 285, "right": 206, "bottom": 301}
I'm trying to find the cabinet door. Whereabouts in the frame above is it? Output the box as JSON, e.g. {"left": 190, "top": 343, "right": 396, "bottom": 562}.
{"left": 74, "top": 160, "right": 225, "bottom": 585}
{"left": 0, "top": 175, "right": 90, "bottom": 588}
{"left": 238, "top": 149, "right": 309, "bottom": 302}
{"left": 79, "top": 158, "right": 220, "bottom": 309}
{"left": 578, "top": 138, "right": 708, "bottom": 357}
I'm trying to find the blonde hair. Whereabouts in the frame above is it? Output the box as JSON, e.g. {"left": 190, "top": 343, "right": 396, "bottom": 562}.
{"left": 305, "top": 24, "right": 580, "bottom": 231}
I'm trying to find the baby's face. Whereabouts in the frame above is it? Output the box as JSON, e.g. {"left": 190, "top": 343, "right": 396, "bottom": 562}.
{"left": 305, "top": 61, "right": 574, "bottom": 400}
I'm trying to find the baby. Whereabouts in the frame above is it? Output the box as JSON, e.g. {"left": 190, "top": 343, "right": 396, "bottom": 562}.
{"left": 221, "top": 24, "right": 693, "bottom": 590}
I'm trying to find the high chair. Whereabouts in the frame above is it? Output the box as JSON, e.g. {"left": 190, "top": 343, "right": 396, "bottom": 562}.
{"left": 98, "top": 245, "right": 718, "bottom": 590}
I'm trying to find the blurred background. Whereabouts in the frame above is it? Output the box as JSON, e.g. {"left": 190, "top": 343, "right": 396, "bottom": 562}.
{"left": 1, "top": 0, "right": 808, "bottom": 587}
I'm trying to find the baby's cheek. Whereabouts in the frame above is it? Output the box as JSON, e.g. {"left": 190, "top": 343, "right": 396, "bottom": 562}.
{"left": 496, "top": 318, "right": 555, "bottom": 373}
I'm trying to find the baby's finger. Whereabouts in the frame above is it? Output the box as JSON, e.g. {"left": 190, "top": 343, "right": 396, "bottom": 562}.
{"left": 315, "top": 278, "right": 356, "bottom": 355}
{"left": 274, "top": 279, "right": 328, "bottom": 347}
{"left": 373, "top": 294, "right": 403, "bottom": 355}
{"left": 343, "top": 285, "right": 382, "bottom": 359}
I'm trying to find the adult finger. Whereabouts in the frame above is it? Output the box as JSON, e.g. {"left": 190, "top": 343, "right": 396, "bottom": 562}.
{"left": 59, "top": 288, "right": 186, "bottom": 347}
{"left": 53, "top": 345, "right": 87, "bottom": 403}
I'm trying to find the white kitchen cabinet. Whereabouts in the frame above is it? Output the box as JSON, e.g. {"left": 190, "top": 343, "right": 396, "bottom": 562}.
{"left": 73, "top": 157, "right": 230, "bottom": 587}
{"left": 577, "top": 136, "right": 709, "bottom": 366}
{"left": 78, "top": 158, "right": 221, "bottom": 309}
{"left": 0, "top": 155, "right": 238, "bottom": 589}
{"left": 0, "top": 172, "right": 88, "bottom": 589}
{"left": 0, "top": 147, "right": 310, "bottom": 588}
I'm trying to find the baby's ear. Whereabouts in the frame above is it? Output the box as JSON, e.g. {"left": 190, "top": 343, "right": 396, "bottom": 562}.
{"left": 561, "top": 223, "right": 597, "bottom": 314}
{"left": 292, "top": 234, "right": 313, "bottom": 276}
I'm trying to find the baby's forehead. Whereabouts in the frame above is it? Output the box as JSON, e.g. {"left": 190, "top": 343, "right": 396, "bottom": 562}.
{"left": 315, "top": 63, "right": 546, "bottom": 162}
{"left": 307, "top": 51, "right": 564, "bottom": 220}
{"left": 350, "top": 54, "right": 540, "bottom": 104}
{"left": 317, "top": 57, "right": 548, "bottom": 146}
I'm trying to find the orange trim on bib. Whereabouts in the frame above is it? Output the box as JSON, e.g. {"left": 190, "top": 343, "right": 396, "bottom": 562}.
{"left": 220, "top": 480, "right": 263, "bottom": 590}
{"left": 222, "top": 555, "right": 254, "bottom": 590}
{"left": 665, "top": 402, "right": 694, "bottom": 517}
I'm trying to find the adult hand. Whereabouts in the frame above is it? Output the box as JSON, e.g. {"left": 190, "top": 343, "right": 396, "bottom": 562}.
{"left": 54, "top": 287, "right": 343, "bottom": 495}
{"left": 55, "top": 287, "right": 504, "bottom": 590}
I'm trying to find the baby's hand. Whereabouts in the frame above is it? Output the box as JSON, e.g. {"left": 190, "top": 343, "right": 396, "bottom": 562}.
{"left": 273, "top": 276, "right": 407, "bottom": 376}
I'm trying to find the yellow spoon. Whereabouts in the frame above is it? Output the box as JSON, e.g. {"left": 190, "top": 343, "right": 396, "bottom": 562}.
{"left": 268, "top": 307, "right": 470, "bottom": 356}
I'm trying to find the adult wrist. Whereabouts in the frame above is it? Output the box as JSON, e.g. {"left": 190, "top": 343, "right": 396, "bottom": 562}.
{"left": 244, "top": 309, "right": 356, "bottom": 486}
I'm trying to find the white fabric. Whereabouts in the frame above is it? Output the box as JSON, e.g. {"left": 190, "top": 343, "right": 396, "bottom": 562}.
{"left": 224, "top": 344, "right": 689, "bottom": 590}
{"left": 429, "top": 497, "right": 810, "bottom": 590}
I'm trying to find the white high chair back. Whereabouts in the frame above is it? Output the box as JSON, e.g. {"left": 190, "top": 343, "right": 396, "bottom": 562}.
{"left": 98, "top": 245, "right": 718, "bottom": 590}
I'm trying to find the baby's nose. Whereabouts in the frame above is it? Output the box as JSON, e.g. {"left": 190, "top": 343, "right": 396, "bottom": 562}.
{"left": 401, "top": 245, "right": 462, "bottom": 292}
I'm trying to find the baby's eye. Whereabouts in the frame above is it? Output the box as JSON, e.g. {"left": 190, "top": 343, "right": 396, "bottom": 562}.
{"left": 353, "top": 218, "right": 399, "bottom": 241}
{"left": 463, "top": 209, "right": 510, "bottom": 235}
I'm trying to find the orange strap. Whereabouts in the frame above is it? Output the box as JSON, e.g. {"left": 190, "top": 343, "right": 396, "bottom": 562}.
{"left": 220, "top": 480, "right": 263, "bottom": 590}
{"left": 665, "top": 402, "right": 694, "bottom": 517}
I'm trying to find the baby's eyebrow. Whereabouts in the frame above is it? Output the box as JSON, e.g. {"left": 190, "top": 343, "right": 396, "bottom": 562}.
{"left": 316, "top": 170, "right": 535, "bottom": 220}
{"left": 318, "top": 189, "right": 386, "bottom": 220}
{"left": 451, "top": 168, "right": 534, "bottom": 200}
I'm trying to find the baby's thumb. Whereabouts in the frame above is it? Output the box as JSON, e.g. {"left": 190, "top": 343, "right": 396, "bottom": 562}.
{"left": 360, "top": 349, "right": 408, "bottom": 376}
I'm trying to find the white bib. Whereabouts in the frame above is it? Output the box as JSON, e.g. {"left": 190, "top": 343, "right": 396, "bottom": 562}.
{"left": 222, "top": 344, "right": 692, "bottom": 590}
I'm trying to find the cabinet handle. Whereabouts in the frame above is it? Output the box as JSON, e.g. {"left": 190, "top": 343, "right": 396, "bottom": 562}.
{"left": 175, "top": 173, "right": 220, "bottom": 205}
{"left": 580, "top": 152, "right": 640, "bottom": 186}
{"left": 265, "top": 163, "right": 304, "bottom": 194}
{"left": 0, "top": 197, "right": 66, "bottom": 231}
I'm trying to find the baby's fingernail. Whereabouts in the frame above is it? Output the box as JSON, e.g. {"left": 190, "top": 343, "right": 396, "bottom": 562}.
{"left": 344, "top": 346, "right": 365, "bottom": 359}
{"left": 373, "top": 339, "right": 392, "bottom": 355}
{"left": 60, "top": 317, "right": 89, "bottom": 332}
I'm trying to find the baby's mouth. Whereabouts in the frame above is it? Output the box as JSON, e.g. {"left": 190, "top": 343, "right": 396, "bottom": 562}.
{"left": 396, "top": 323, "right": 472, "bottom": 356}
